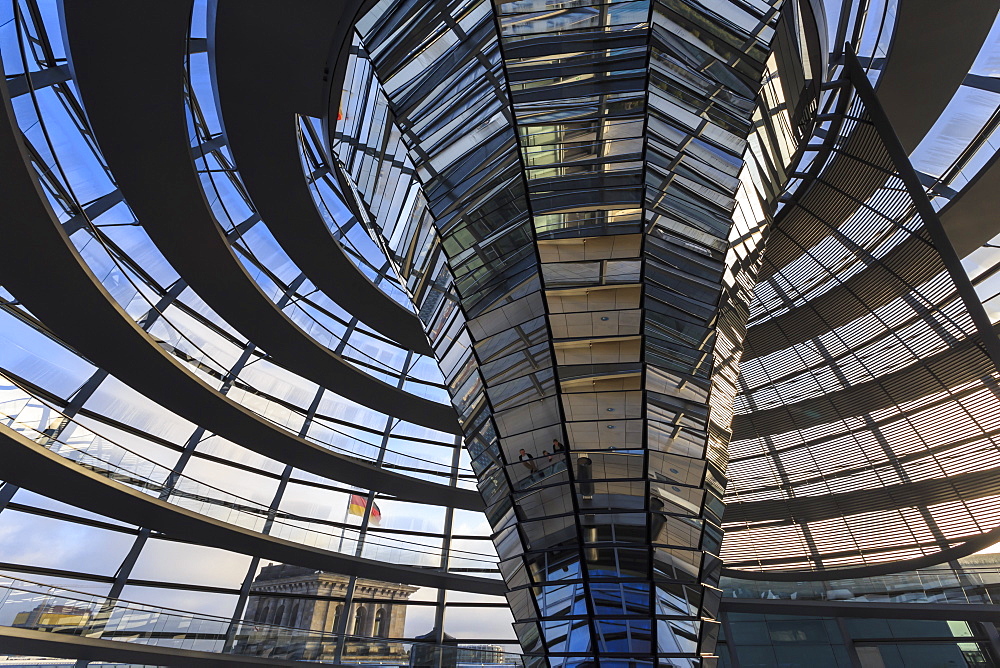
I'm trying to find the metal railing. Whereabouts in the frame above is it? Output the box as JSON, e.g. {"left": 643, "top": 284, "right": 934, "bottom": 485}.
{"left": 721, "top": 566, "right": 1000, "bottom": 606}
{"left": 0, "top": 380, "right": 498, "bottom": 572}
{"left": 0, "top": 575, "right": 523, "bottom": 665}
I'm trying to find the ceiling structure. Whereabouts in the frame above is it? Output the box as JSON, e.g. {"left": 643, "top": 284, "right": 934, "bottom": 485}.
{"left": 1, "top": 0, "right": 1000, "bottom": 665}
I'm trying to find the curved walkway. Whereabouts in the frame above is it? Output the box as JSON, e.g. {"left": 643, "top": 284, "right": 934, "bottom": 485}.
{"left": 757, "top": 0, "right": 998, "bottom": 282}
{"left": 722, "top": 489, "right": 1000, "bottom": 582}
{"left": 60, "top": 0, "right": 454, "bottom": 433}
{"left": 877, "top": 0, "right": 998, "bottom": 153}
{"left": 733, "top": 331, "right": 992, "bottom": 439}
{"left": 0, "top": 626, "right": 303, "bottom": 667}
{"left": 744, "top": 131, "right": 1000, "bottom": 362}
{"left": 0, "top": 61, "right": 480, "bottom": 510}
{"left": 724, "top": 468, "right": 1000, "bottom": 526}
{"left": 937, "top": 149, "right": 1000, "bottom": 257}
{"left": 0, "top": 422, "right": 503, "bottom": 595}
{"left": 208, "top": 0, "right": 432, "bottom": 354}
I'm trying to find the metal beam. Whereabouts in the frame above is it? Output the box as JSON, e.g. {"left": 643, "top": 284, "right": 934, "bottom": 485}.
{"left": 756, "top": 0, "right": 998, "bottom": 283}
{"left": 209, "top": 0, "right": 433, "bottom": 355}
{"left": 0, "top": 421, "right": 504, "bottom": 595}
{"left": 0, "top": 48, "right": 479, "bottom": 509}
{"left": 0, "top": 625, "right": 308, "bottom": 667}
{"left": 5, "top": 64, "right": 71, "bottom": 97}
{"left": 60, "top": 0, "right": 455, "bottom": 433}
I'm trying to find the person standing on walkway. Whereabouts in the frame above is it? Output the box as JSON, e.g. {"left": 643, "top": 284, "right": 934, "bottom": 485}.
{"left": 518, "top": 448, "right": 537, "bottom": 475}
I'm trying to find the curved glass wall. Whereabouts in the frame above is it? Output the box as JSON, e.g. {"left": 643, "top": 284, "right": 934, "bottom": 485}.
{"left": 0, "top": 0, "right": 516, "bottom": 660}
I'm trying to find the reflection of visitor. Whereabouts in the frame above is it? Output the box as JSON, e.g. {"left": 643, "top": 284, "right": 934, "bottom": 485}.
{"left": 518, "top": 449, "right": 537, "bottom": 474}
{"left": 543, "top": 449, "right": 553, "bottom": 463}
{"left": 552, "top": 438, "right": 564, "bottom": 453}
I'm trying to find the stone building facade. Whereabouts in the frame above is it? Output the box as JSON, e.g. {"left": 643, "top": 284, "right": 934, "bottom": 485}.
{"left": 241, "top": 563, "right": 417, "bottom": 662}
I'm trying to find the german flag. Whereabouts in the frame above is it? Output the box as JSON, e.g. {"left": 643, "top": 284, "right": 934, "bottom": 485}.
{"left": 347, "top": 494, "right": 381, "bottom": 525}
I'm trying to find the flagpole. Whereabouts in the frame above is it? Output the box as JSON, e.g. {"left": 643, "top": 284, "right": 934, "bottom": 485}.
{"left": 336, "top": 495, "right": 351, "bottom": 553}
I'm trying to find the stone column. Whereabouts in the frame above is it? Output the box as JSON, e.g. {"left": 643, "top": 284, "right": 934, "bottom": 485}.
{"left": 311, "top": 582, "right": 331, "bottom": 633}
{"left": 362, "top": 601, "right": 377, "bottom": 637}
{"left": 388, "top": 600, "right": 406, "bottom": 639}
